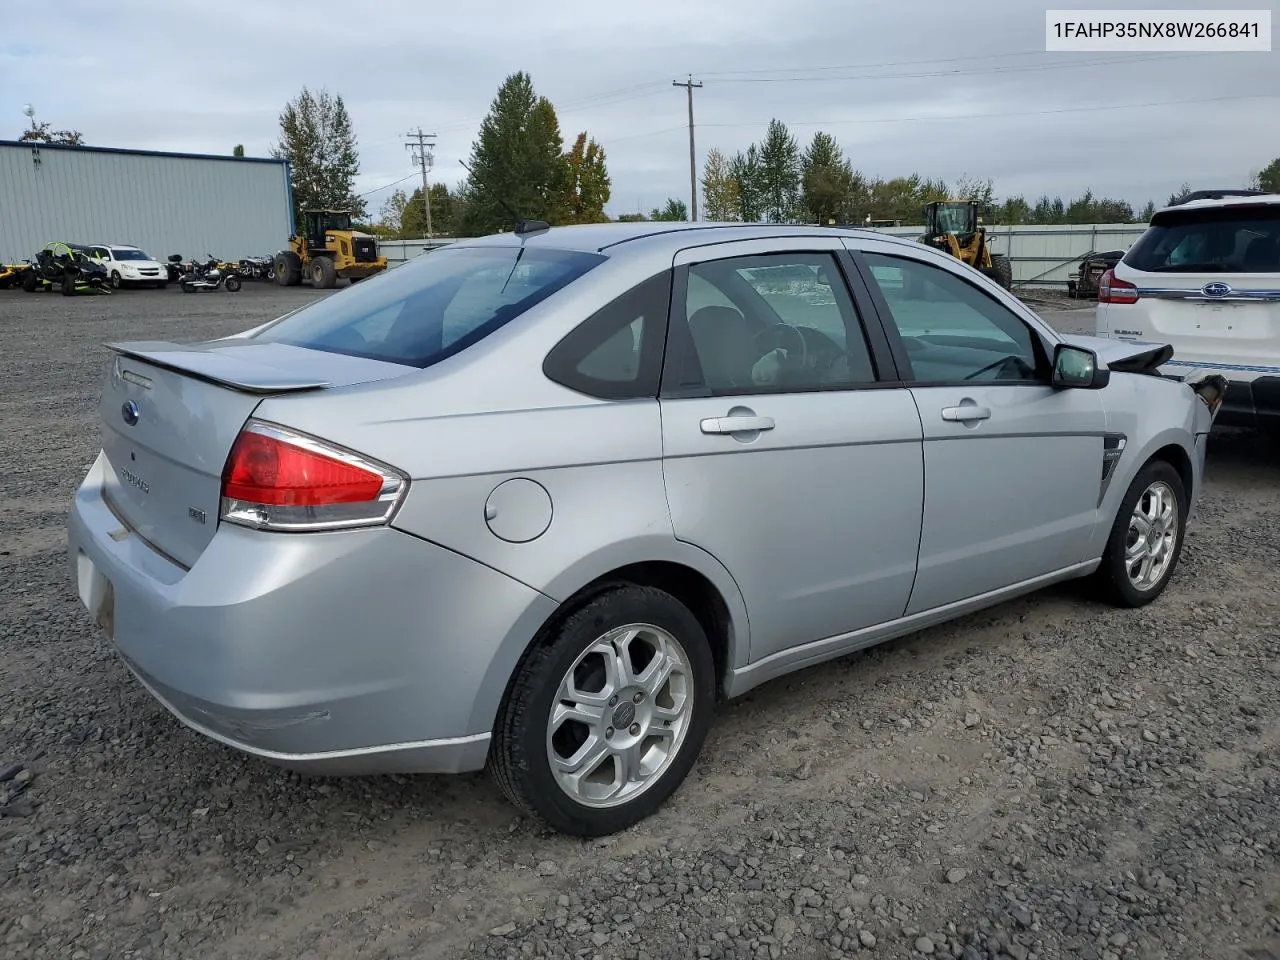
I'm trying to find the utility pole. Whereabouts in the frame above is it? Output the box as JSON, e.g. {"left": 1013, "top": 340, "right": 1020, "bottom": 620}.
{"left": 672, "top": 75, "right": 702, "bottom": 221}
{"left": 404, "top": 128, "right": 437, "bottom": 238}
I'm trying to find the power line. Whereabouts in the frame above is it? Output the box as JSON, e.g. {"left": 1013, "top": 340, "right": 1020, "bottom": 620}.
{"left": 405, "top": 127, "right": 437, "bottom": 238}
{"left": 357, "top": 172, "right": 417, "bottom": 199}
{"left": 673, "top": 75, "right": 703, "bottom": 221}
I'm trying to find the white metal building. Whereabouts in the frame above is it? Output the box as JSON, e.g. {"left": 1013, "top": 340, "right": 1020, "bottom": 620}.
{"left": 0, "top": 140, "right": 294, "bottom": 264}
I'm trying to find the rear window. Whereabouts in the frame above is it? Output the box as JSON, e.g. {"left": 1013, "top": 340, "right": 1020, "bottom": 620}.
{"left": 252, "top": 245, "right": 605, "bottom": 367}
{"left": 1124, "top": 205, "right": 1280, "bottom": 273}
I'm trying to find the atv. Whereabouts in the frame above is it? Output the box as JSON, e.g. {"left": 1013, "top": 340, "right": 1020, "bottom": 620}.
{"left": 21, "top": 241, "right": 112, "bottom": 296}
{"left": 0, "top": 262, "right": 33, "bottom": 289}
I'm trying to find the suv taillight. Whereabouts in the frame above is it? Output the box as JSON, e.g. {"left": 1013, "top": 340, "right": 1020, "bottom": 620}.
{"left": 220, "top": 420, "right": 408, "bottom": 531}
{"left": 1098, "top": 269, "right": 1139, "bottom": 304}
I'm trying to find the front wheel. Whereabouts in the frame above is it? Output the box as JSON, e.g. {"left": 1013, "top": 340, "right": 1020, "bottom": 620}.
{"left": 1091, "top": 460, "right": 1187, "bottom": 607}
{"left": 110, "top": 270, "right": 121, "bottom": 289}
{"left": 61, "top": 274, "right": 76, "bottom": 296}
{"left": 224, "top": 275, "right": 242, "bottom": 292}
{"left": 489, "top": 584, "right": 715, "bottom": 837}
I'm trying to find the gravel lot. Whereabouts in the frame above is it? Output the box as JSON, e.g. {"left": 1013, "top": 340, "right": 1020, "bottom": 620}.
{"left": 2, "top": 284, "right": 1278, "bottom": 960}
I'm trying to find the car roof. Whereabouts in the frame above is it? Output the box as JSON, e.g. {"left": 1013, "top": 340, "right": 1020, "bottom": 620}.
{"left": 92, "top": 243, "right": 143, "bottom": 250}
{"left": 448, "top": 221, "right": 913, "bottom": 257}
{"left": 1156, "top": 193, "right": 1280, "bottom": 215}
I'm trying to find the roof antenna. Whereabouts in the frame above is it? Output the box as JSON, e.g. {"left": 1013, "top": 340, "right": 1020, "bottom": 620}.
{"left": 457, "top": 159, "right": 550, "bottom": 236}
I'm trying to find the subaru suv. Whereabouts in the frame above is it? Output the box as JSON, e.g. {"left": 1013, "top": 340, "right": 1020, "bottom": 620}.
{"left": 1097, "top": 192, "right": 1280, "bottom": 433}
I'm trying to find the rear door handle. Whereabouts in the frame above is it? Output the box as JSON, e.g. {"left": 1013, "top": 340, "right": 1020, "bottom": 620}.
{"left": 700, "top": 415, "right": 776, "bottom": 435}
{"left": 941, "top": 405, "right": 991, "bottom": 423}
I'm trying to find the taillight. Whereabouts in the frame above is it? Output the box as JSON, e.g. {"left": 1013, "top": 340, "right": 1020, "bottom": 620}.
{"left": 1098, "top": 269, "right": 1139, "bottom": 304}
{"left": 220, "top": 420, "right": 408, "bottom": 531}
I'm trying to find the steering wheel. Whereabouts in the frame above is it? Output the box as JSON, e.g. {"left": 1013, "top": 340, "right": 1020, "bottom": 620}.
{"left": 751, "top": 323, "right": 808, "bottom": 375}
{"left": 963, "top": 354, "right": 1035, "bottom": 381}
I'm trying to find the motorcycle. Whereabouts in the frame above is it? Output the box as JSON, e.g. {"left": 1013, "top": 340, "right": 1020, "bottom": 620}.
{"left": 179, "top": 254, "right": 242, "bottom": 293}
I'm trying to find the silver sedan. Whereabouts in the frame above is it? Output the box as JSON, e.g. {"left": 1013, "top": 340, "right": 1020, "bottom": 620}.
{"left": 67, "top": 222, "right": 1226, "bottom": 836}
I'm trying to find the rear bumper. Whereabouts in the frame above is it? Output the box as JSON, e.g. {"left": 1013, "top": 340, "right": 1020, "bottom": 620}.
{"left": 66, "top": 452, "right": 557, "bottom": 775}
{"left": 1215, "top": 376, "right": 1280, "bottom": 432}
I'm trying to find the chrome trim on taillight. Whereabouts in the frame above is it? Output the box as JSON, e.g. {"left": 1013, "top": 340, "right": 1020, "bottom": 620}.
{"left": 219, "top": 419, "right": 410, "bottom": 533}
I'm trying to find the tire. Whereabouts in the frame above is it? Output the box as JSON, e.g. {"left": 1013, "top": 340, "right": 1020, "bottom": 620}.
{"left": 224, "top": 275, "right": 242, "bottom": 293}
{"left": 986, "top": 253, "right": 1013, "bottom": 290}
{"left": 22, "top": 269, "right": 37, "bottom": 293}
{"left": 61, "top": 274, "right": 76, "bottom": 296}
{"left": 310, "top": 256, "right": 337, "bottom": 289}
{"left": 110, "top": 270, "right": 121, "bottom": 289}
{"left": 180, "top": 281, "right": 197, "bottom": 294}
{"left": 489, "top": 584, "right": 716, "bottom": 837}
{"left": 1091, "top": 459, "right": 1187, "bottom": 608}
{"left": 274, "top": 252, "right": 302, "bottom": 287}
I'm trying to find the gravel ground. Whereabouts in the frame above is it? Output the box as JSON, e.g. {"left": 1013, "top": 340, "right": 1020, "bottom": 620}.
{"left": 1, "top": 285, "right": 1278, "bottom": 960}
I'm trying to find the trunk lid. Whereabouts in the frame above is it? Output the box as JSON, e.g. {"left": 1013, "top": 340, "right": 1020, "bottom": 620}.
{"left": 98, "top": 339, "right": 411, "bottom": 569}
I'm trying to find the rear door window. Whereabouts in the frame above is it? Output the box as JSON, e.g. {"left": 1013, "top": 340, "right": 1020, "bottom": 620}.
{"left": 1125, "top": 206, "right": 1280, "bottom": 273}
{"left": 252, "top": 245, "right": 605, "bottom": 367}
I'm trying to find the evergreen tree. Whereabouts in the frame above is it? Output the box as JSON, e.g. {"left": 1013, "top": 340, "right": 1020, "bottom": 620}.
{"left": 758, "top": 119, "right": 801, "bottom": 223}
{"left": 650, "top": 198, "right": 689, "bottom": 221}
{"left": 800, "top": 131, "right": 856, "bottom": 225}
{"left": 1258, "top": 157, "right": 1280, "bottom": 193}
{"left": 462, "top": 72, "right": 568, "bottom": 234}
{"left": 271, "top": 86, "right": 366, "bottom": 225}
{"left": 729, "top": 144, "right": 765, "bottom": 222}
{"left": 562, "top": 132, "right": 611, "bottom": 224}
{"left": 233, "top": 144, "right": 245, "bottom": 157}
{"left": 701, "top": 147, "right": 741, "bottom": 222}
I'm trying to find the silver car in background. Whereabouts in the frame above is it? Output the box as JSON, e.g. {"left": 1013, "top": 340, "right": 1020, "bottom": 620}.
{"left": 68, "top": 222, "right": 1226, "bottom": 836}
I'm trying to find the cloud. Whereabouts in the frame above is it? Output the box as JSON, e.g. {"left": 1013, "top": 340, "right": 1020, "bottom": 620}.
{"left": 1, "top": 0, "right": 1275, "bottom": 219}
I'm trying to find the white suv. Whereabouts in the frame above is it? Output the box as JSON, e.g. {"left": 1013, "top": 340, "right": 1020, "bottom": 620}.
{"left": 88, "top": 244, "right": 169, "bottom": 289}
{"left": 1097, "top": 192, "right": 1280, "bottom": 433}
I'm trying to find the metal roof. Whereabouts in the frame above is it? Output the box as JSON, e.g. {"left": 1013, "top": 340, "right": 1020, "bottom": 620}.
{"left": 0, "top": 139, "right": 286, "bottom": 166}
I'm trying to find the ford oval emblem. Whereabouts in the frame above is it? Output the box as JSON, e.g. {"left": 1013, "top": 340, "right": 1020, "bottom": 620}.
{"left": 1202, "top": 281, "right": 1232, "bottom": 298}
{"left": 121, "top": 400, "right": 140, "bottom": 426}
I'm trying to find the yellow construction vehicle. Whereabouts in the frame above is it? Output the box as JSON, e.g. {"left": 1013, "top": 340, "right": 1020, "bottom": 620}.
{"left": 919, "top": 200, "right": 1013, "bottom": 289}
{"left": 273, "top": 209, "right": 388, "bottom": 289}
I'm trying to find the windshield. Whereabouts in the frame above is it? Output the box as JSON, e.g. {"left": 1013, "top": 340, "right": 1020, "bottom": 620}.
{"left": 1125, "top": 206, "right": 1280, "bottom": 273}
{"left": 251, "top": 245, "right": 606, "bottom": 368}
{"left": 932, "top": 204, "right": 975, "bottom": 235}
{"left": 112, "top": 248, "right": 152, "bottom": 261}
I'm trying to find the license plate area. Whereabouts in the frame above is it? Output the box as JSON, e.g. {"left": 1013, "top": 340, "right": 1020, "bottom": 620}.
{"left": 77, "top": 551, "right": 115, "bottom": 641}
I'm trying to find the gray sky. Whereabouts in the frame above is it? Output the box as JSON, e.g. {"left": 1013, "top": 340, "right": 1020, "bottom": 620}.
{"left": 2, "top": 0, "right": 1277, "bottom": 219}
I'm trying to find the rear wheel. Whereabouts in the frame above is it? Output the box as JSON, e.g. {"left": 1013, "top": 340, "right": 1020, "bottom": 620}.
{"left": 61, "top": 274, "right": 76, "bottom": 296}
{"left": 1091, "top": 460, "right": 1187, "bottom": 607}
{"left": 224, "top": 275, "right": 242, "bottom": 293}
{"left": 489, "top": 584, "right": 715, "bottom": 837}
{"left": 310, "top": 256, "right": 337, "bottom": 289}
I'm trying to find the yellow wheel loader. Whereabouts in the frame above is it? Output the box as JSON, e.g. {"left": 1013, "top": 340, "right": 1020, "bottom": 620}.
{"left": 274, "top": 210, "right": 388, "bottom": 289}
{"left": 920, "top": 200, "right": 1013, "bottom": 290}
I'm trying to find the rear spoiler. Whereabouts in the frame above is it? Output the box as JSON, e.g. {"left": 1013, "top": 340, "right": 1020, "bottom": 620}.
{"left": 106, "top": 341, "right": 330, "bottom": 394}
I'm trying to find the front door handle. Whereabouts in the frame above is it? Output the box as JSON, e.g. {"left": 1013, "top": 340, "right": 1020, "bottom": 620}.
{"left": 941, "top": 404, "right": 991, "bottom": 423}
{"left": 700, "top": 415, "right": 776, "bottom": 435}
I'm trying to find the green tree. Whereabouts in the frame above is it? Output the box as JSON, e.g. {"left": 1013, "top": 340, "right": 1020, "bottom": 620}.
{"left": 271, "top": 86, "right": 366, "bottom": 225}
{"left": 952, "top": 173, "right": 995, "bottom": 207}
{"left": 1167, "top": 181, "right": 1193, "bottom": 206}
{"left": 1136, "top": 200, "right": 1157, "bottom": 221}
{"left": 758, "top": 119, "right": 801, "bottom": 223}
{"left": 800, "top": 131, "right": 856, "bottom": 225}
{"left": 233, "top": 144, "right": 245, "bottom": 157}
{"left": 462, "top": 72, "right": 568, "bottom": 235}
{"left": 561, "top": 132, "right": 611, "bottom": 224}
{"left": 996, "top": 195, "right": 1033, "bottom": 224}
{"left": 18, "top": 121, "right": 83, "bottom": 145}
{"left": 650, "top": 198, "right": 688, "bottom": 221}
{"left": 729, "top": 144, "right": 765, "bottom": 222}
{"left": 1258, "top": 158, "right": 1280, "bottom": 193}
{"left": 616, "top": 212, "right": 648, "bottom": 222}
{"left": 377, "top": 188, "right": 411, "bottom": 237}
{"left": 701, "top": 147, "right": 741, "bottom": 222}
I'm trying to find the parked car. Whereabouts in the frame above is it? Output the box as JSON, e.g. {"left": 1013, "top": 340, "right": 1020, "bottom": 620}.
{"left": 1097, "top": 192, "right": 1280, "bottom": 433}
{"left": 68, "top": 222, "right": 1226, "bottom": 837}
{"left": 22, "top": 241, "right": 111, "bottom": 295}
{"left": 88, "top": 244, "right": 169, "bottom": 289}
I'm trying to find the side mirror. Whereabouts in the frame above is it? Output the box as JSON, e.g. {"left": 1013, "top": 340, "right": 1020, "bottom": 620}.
{"left": 1052, "top": 343, "right": 1110, "bottom": 389}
